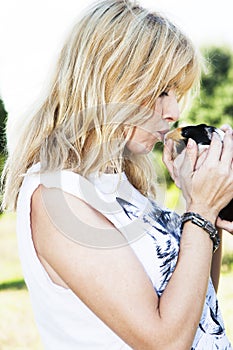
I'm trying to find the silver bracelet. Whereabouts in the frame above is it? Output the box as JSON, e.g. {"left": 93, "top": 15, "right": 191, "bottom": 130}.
{"left": 181, "top": 212, "right": 220, "bottom": 253}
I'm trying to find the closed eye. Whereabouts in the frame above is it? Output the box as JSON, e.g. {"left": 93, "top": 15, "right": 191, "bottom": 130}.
{"left": 159, "top": 91, "right": 169, "bottom": 97}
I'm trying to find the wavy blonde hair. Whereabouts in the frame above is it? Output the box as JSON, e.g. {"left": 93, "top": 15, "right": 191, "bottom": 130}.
{"left": 2, "top": 0, "right": 201, "bottom": 210}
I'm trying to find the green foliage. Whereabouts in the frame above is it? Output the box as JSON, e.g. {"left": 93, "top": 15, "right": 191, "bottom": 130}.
{"left": 0, "top": 98, "right": 7, "bottom": 154}
{"left": 222, "top": 252, "right": 233, "bottom": 272}
{"left": 159, "top": 45, "right": 233, "bottom": 189}
{"left": 185, "top": 46, "right": 233, "bottom": 128}
{"left": 0, "top": 99, "right": 7, "bottom": 212}
{"left": 0, "top": 47, "right": 232, "bottom": 199}
{"left": 202, "top": 47, "right": 232, "bottom": 95}
{"left": 0, "top": 153, "right": 5, "bottom": 212}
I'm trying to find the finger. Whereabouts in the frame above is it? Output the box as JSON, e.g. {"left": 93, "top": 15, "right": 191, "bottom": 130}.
{"left": 163, "top": 139, "right": 175, "bottom": 179}
{"left": 174, "top": 178, "right": 181, "bottom": 188}
{"left": 163, "top": 138, "right": 173, "bottom": 155}
{"left": 195, "top": 148, "right": 208, "bottom": 170}
{"left": 220, "top": 124, "right": 232, "bottom": 133}
{"left": 216, "top": 217, "right": 233, "bottom": 234}
{"left": 182, "top": 138, "right": 198, "bottom": 173}
{"left": 220, "top": 128, "right": 233, "bottom": 166}
{"left": 205, "top": 132, "right": 223, "bottom": 164}
{"left": 172, "top": 151, "right": 186, "bottom": 187}
{"left": 173, "top": 149, "right": 186, "bottom": 169}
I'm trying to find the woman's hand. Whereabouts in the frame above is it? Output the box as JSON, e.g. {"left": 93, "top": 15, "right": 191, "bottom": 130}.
{"left": 216, "top": 124, "right": 233, "bottom": 233}
{"left": 163, "top": 128, "right": 233, "bottom": 222}
{"left": 162, "top": 138, "right": 184, "bottom": 188}
{"left": 216, "top": 217, "right": 233, "bottom": 234}
{"left": 220, "top": 124, "right": 233, "bottom": 133}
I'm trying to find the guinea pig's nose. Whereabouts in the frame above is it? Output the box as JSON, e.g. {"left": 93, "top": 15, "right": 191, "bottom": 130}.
{"left": 164, "top": 128, "right": 183, "bottom": 143}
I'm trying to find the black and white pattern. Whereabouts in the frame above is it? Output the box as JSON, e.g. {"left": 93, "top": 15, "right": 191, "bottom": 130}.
{"left": 116, "top": 197, "right": 232, "bottom": 350}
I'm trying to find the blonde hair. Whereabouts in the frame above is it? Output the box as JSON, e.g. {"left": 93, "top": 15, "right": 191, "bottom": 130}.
{"left": 2, "top": 0, "right": 201, "bottom": 210}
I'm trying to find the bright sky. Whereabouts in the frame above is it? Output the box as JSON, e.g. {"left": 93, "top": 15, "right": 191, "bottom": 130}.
{"left": 0, "top": 0, "right": 232, "bottom": 123}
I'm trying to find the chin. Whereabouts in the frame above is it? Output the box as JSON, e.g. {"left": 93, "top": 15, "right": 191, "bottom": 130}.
{"left": 126, "top": 141, "right": 155, "bottom": 154}
{"left": 138, "top": 143, "right": 156, "bottom": 154}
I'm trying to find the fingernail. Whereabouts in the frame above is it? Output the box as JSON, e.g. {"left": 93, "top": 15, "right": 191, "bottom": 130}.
{"left": 226, "top": 129, "right": 232, "bottom": 135}
{"left": 187, "top": 138, "right": 195, "bottom": 148}
{"left": 164, "top": 138, "right": 171, "bottom": 144}
{"left": 221, "top": 124, "right": 231, "bottom": 130}
{"left": 213, "top": 132, "right": 220, "bottom": 139}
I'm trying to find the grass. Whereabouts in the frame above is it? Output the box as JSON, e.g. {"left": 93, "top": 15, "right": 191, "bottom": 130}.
{"left": 0, "top": 290, "right": 43, "bottom": 350}
{"left": 0, "top": 213, "right": 23, "bottom": 283}
{"left": 0, "top": 208, "right": 233, "bottom": 349}
{"left": 218, "top": 272, "right": 233, "bottom": 343}
{"left": 0, "top": 212, "right": 43, "bottom": 350}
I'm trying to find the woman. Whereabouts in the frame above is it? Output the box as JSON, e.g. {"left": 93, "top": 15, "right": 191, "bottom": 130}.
{"left": 2, "top": 0, "right": 233, "bottom": 349}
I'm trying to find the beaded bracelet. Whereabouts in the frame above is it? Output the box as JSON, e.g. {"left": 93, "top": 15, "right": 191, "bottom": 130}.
{"left": 181, "top": 212, "right": 220, "bottom": 253}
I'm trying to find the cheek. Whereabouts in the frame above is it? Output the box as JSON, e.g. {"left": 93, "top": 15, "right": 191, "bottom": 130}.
{"left": 126, "top": 128, "right": 158, "bottom": 154}
{"left": 126, "top": 140, "right": 150, "bottom": 154}
{"left": 154, "top": 99, "right": 163, "bottom": 115}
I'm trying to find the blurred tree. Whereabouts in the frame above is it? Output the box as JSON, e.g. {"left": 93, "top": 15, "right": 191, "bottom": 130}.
{"left": 0, "top": 99, "right": 7, "bottom": 212}
{"left": 0, "top": 98, "right": 7, "bottom": 154}
{"left": 202, "top": 47, "right": 232, "bottom": 95}
{"left": 0, "top": 47, "right": 232, "bottom": 202}
{"left": 184, "top": 46, "right": 233, "bottom": 128}
{"left": 157, "top": 46, "right": 233, "bottom": 189}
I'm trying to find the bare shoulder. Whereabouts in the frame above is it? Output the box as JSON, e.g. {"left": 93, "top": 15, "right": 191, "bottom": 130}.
{"left": 30, "top": 184, "right": 118, "bottom": 287}
{"left": 31, "top": 184, "right": 114, "bottom": 231}
{"left": 30, "top": 185, "right": 161, "bottom": 350}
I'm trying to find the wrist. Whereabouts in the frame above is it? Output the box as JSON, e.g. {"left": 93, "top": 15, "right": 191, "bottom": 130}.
{"left": 186, "top": 203, "right": 218, "bottom": 225}
{"left": 181, "top": 212, "right": 221, "bottom": 253}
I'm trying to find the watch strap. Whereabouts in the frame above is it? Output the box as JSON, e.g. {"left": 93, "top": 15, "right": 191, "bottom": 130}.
{"left": 181, "top": 212, "right": 220, "bottom": 253}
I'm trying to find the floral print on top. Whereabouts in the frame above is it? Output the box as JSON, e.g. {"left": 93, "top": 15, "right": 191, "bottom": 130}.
{"left": 116, "top": 197, "right": 232, "bottom": 350}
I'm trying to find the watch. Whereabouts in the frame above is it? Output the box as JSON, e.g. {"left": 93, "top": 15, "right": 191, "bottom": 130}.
{"left": 181, "top": 212, "right": 220, "bottom": 253}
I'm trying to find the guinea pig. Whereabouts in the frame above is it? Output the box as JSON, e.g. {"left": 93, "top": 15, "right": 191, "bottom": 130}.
{"left": 165, "top": 123, "right": 233, "bottom": 222}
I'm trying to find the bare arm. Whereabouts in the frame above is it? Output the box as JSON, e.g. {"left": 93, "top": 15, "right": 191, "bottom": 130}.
{"left": 32, "top": 186, "right": 213, "bottom": 350}
{"left": 31, "top": 131, "right": 233, "bottom": 350}
{"left": 211, "top": 229, "right": 223, "bottom": 292}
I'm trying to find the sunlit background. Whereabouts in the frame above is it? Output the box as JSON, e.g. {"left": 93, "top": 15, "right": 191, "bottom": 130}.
{"left": 0, "top": 0, "right": 233, "bottom": 124}
{"left": 0, "top": 1, "right": 233, "bottom": 349}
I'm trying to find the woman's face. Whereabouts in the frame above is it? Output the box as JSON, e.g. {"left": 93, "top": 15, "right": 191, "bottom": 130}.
{"left": 125, "top": 90, "right": 180, "bottom": 154}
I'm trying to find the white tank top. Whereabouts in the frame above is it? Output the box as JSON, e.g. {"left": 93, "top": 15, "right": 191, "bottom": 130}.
{"left": 16, "top": 164, "right": 158, "bottom": 350}
{"left": 16, "top": 163, "right": 232, "bottom": 350}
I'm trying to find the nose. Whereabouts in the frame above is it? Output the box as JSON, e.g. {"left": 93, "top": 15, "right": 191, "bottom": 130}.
{"left": 162, "top": 90, "right": 180, "bottom": 123}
